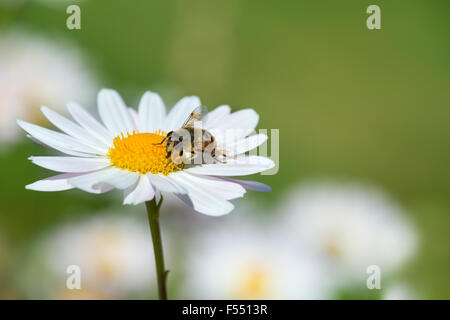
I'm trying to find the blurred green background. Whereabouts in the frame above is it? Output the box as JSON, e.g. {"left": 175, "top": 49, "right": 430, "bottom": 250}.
{"left": 0, "top": 0, "right": 449, "bottom": 298}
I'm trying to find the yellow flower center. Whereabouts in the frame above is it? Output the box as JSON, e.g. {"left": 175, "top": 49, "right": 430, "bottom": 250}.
{"left": 107, "top": 131, "right": 182, "bottom": 175}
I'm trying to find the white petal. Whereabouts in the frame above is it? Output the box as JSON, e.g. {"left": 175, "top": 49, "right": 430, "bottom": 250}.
{"left": 209, "top": 109, "right": 259, "bottom": 140}
{"left": 164, "top": 96, "right": 200, "bottom": 131}
{"left": 68, "top": 167, "right": 139, "bottom": 191}
{"left": 224, "top": 133, "right": 268, "bottom": 157}
{"left": 98, "top": 170, "right": 139, "bottom": 190}
{"left": 26, "top": 173, "right": 114, "bottom": 194}
{"left": 41, "top": 106, "right": 108, "bottom": 153}
{"left": 25, "top": 173, "right": 81, "bottom": 191}
{"left": 138, "top": 91, "right": 166, "bottom": 133}
{"left": 147, "top": 173, "right": 187, "bottom": 194}
{"left": 170, "top": 173, "right": 234, "bottom": 216}
{"left": 27, "top": 135, "right": 51, "bottom": 149}
{"left": 185, "top": 155, "right": 275, "bottom": 176}
{"left": 17, "top": 120, "right": 103, "bottom": 156}
{"left": 67, "top": 102, "right": 113, "bottom": 146}
{"left": 154, "top": 189, "right": 162, "bottom": 204}
{"left": 98, "top": 89, "right": 135, "bottom": 136}
{"left": 174, "top": 172, "right": 246, "bottom": 200}
{"left": 175, "top": 193, "right": 193, "bottom": 208}
{"left": 26, "top": 135, "right": 91, "bottom": 157}
{"left": 218, "top": 177, "right": 272, "bottom": 192}
{"left": 84, "top": 183, "right": 116, "bottom": 194}
{"left": 123, "top": 175, "right": 155, "bottom": 205}
{"left": 29, "top": 156, "right": 111, "bottom": 173}
{"left": 26, "top": 179, "right": 73, "bottom": 191}
{"left": 204, "top": 105, "right": 230, "bottom": 129}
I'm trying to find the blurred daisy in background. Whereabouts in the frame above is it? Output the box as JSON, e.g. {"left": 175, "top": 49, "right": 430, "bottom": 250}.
{"left": 18, "top": 89, "right": 273, "bottom": 216}
{"left": 383, "top": 283, "right": 416, "bottom": 300}
{"left": 279, "top": 181, "right": 418, "bottom": 289}
{"left": 17, "top": 214, "right": 157, "bottom": 299}
{"left": 0, "top": 30, "right": 98, "bottom": 146}
{"left": 182, "top": 217, "right": 330, "bottom": 299}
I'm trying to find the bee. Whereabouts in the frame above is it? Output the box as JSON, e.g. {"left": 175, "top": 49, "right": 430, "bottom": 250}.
{"left": 155, "top": 106, "right": 227, "bottom": 167}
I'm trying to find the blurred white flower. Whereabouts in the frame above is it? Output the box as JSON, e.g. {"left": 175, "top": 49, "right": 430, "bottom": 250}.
{"left": 0, "top": 31, "right": 98, "bottom": 145}
{"left": 280, "top": 182, "right": 418, "bottom": 286}
{"left": 183, "top": 218, "right": 330, "bottom": 299}
{"left": 21, "top": 214, "right": 155, "bottom": 299}
{"left": 383, "top": 283, "right": 416, "bottom": 300}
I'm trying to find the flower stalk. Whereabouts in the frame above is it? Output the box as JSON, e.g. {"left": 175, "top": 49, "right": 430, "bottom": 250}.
{"left": 145, "top": 197, "right": 168, "bottom": 300}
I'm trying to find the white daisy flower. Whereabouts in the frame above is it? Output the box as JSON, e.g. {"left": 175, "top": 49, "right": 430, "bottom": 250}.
{"left": 182, "top": 220, "right": 330, "bottom": 299}
{"left": 17, "top": 89, "right": 273, "bottom": 216}
{"left": 279, "top": 182, "right": 418, "bottom": 284}
{"left": 0, "top": 31, "right": 98, "bottom": 145}
{"left": 20, "top": 214, "right": 156, "bottom": 299}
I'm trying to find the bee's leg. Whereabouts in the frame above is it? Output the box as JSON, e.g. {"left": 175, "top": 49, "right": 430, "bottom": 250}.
{"left": 165, "top": 158, "right": 184, "bottom": 169}
{"left": 165, "top": 149, "right": 174, "bottom": 167}
{"left": 164, "top": 159, "right": 173, "bottom": 168}
{"left": 153, "top": 136, "right": 167, "bottom": 145}
{"left": 164, "top": 150, "right": 178, "bottom": 168}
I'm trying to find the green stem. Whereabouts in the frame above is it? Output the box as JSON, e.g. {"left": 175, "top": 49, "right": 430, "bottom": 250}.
{"left": 145, "top": 197, "right": 168, "bottom": 300}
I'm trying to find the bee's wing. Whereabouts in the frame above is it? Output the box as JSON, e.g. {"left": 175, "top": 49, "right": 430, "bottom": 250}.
{"left": 182, "top": 105, "right": 209, "bottom": 128}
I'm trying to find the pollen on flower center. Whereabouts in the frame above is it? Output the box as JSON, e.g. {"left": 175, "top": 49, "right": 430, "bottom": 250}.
{"left": 107, "top": 130, "right": 181, "bottom": 175}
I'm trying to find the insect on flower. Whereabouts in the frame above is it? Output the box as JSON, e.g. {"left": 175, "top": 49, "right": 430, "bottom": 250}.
{"left": 156, "top": 106, "right": 228, "bottom": 168}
